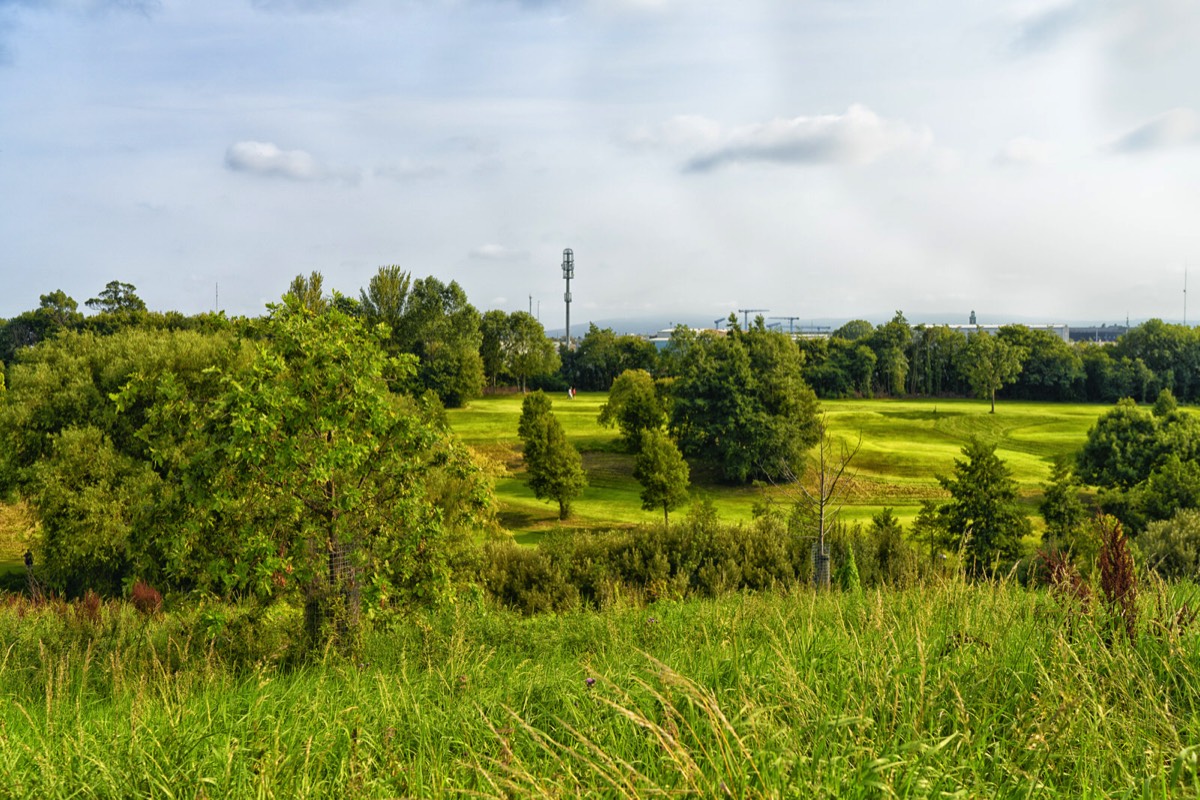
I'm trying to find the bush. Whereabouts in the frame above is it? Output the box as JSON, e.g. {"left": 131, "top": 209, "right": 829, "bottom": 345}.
{"left": 1138, "top": 508, "right": 1200, "bottom": 581}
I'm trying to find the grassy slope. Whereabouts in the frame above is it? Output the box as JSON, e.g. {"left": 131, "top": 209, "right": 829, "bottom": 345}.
{"left": 449, "top": 394, "right": 1109, "bottom": 539}
{"left": 4, "top": 582, "right": 1199, "bottom": 798}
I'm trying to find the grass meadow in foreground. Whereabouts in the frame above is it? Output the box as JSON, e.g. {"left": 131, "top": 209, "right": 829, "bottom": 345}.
{"left": 3, "top": 579, "right": 1200, "bottom": 798}
{"left": 449, "top": 395, "right": 1111, "bottom": 539}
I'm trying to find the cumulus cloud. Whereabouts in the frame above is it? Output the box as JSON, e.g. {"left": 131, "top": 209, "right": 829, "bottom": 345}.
{"left": 994, "top": 136, "right": 1052, "bottom": 166}
{"left": 1108, "top": 108, "right": 1200, "bottom": 152}
{"left": 630, "top": 105, "right": 930, "bottom": 173}
{"left": 225, "top": 141, "right": 329, "bottom": 180}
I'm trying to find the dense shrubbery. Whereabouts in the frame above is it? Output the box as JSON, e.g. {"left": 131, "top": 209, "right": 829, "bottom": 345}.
{"left": 475, "top": 504, "right": 925, "bottom": 615}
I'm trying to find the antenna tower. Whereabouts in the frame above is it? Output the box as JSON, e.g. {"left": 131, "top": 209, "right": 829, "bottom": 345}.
{"left": 562, "top": 248, "right": 574, "bottom": 347}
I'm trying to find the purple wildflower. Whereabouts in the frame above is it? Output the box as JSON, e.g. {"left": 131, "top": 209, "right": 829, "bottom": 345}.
{"left": 586, "top": 677, "right": 596, "bottom": 688}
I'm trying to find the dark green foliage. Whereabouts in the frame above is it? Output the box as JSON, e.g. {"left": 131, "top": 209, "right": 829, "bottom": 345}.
{"left": 519, "top": 391, "right": 586, "bottom": 519}
{"left": 181, "top": 298, "right": 491, "bottom": 632}
{"left": 1077, "top": 399, "right": 1200, "bottom": 531}
{"left": 665, "top": 325, "right": 820, "bottom": 484}
{"left": 1076, "top": 398, "right": 1165, "bottom": 490}
{"left": 30, "top": 426, "right": 157, "bottom": 595}
{"left": 1112, "top": 318, "right": 1200, "bottom": 401}
{"left": 997, "top": 325, "right": 1084, "bottom": 401}
{"left": 477, "top": 511, "right": 812, "bottom": 614}
{"left": 1040, "top": 456, "right": 1086, "bottom": 549}
{"left": 85, "top": 280, "right": 147, "bottom": 315}
{"left": 360, "top": 267, "right": 485, "bottom": 407}
{"left": 631, "top": 429, "right": 690, "bottom": 525}
{"left": 867, "top": 311, "right": 912, "bottom": 396}
{"left": 561, "top": 323, "right": 659, "bottom": 391}
{"left": 937, "top": 440, "right": 1031, "bottom": 574}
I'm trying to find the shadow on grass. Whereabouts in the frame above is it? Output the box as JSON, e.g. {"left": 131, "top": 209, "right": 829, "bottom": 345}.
{"left": 878, "top": 409, "right": 966, "bottom": 421}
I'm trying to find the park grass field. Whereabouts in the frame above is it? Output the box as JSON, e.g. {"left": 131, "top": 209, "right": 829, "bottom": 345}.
{"left": 449, "top": 394, "right": 1112, "bottom": 540}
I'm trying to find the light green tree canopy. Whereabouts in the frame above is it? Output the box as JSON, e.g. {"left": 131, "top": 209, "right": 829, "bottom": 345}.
{"left": 598, "top": 368, "right": 666, "bottom": 450}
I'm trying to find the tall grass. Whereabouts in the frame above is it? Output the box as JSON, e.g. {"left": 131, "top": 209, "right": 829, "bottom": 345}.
{"left": 3, "top": 577, "right": 1199, "bottom": 797}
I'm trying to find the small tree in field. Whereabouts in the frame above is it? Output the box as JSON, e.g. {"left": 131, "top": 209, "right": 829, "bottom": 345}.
{"left": 519, "top": 391, "right": 586, "bottom": 519}
{"left": 632, "top": 429, "right": 690, "bottom": 527}
{"left": 962, "top": 331, "right": 1025, "bottom": 413}
{"left": 937, "top": 439, "right": 1031, "bottom": 574}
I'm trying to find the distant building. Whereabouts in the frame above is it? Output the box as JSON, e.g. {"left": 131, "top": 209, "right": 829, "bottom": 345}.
{"left": 1067, "top": 325, "right": 1128, "bottom": 344}
{"left": 942, "top": 323, "right": 1070, "bottom": 342}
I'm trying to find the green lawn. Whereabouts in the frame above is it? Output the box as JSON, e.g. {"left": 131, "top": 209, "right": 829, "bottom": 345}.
{"left": 448, "top": 394, "right": 1115, "bottom": 539}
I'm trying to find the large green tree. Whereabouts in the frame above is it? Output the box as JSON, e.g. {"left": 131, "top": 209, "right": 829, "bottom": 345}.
{"left": 181, "top": 299, "right": 491, "bottom": 636}
{"left": 666, "top": 324, "right": 820, "bottom": 484}
{"left": 598, "top": 368, "right": 666, "bottom": 450}
{"left": 937, "top": 439, "right": 1031, "bottom": 574}
{"left": 359, "top": 268, "right": 484, "bottom": 407}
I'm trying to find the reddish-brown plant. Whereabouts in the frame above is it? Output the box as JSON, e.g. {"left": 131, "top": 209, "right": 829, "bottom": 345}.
{"left": 76, "top": 589, "right": 102, "bottom": 624}
{"left": 1096, "top": 514, "right": 1137, "bottom": 641}
{"left": 130, "top": 580, "right": 163, "bottom": 617}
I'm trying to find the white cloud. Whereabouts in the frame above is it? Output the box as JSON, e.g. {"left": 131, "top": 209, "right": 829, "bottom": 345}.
{"left": 224, "top": 141, "right": 328, "bottom": 180}
{"left": 1109, "top": 108, "right": 1200, "bottom": 152}
{"left": 374, "top": 159, "right": 444, "bottom": 182}
{"left": 470, "top": 243, "right": 528, "bottom": 261}
{"left": 995, "top": 136, "right": 1052, "bottom": 166}
{"left": 631, "top": 105, "right": 931, "bottom": 173}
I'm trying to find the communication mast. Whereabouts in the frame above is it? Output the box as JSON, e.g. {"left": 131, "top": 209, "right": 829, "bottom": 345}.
{"left": 562, "top": 248, "right": 574, "bottom": 347}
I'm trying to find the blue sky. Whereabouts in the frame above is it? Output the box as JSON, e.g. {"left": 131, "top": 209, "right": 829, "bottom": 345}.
{"left": 2, "top": 0, "right": 1200, "bottom": 328}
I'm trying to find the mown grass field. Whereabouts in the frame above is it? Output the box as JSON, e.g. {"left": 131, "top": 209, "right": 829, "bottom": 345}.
{"left": 449, "top": 394, "right": 1110, "bottom": 541}
{"left": 4, "top": 579, "right": 1199, "bottom": 798}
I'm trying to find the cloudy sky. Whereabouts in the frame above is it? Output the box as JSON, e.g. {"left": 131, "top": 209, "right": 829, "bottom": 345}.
{"left": 2, "top": 0, "right": 1200, "bottom": 329}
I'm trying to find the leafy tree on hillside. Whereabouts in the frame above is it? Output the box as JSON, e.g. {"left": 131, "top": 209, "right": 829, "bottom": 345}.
{"left": 519, "top": 391, "right": 586, "bottom": 519}
{"left": 937, "top": 439, "right": 1031, "bottom": 574}
{"left": 0, "top": 290, "right": 85, "bottom": 365}
{"left": 86, "top": 280, "right": 147, "bottom": 315}
{"left": 961, "top": 331, "right": 1025, "bottom": 413}
{"left": 632, "top": 429, "right": 690, "bottom": 527}
{"left": 598, "top": 368, "right": 666, "bottom": 450}
{"left": 184, "top": 298, "right": 490, "bottom": 638}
